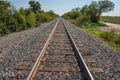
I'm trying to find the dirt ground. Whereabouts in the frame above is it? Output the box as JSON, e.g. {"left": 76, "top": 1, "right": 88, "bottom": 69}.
{"left": 99, "top": 22, "right": 120, "bottom": 34}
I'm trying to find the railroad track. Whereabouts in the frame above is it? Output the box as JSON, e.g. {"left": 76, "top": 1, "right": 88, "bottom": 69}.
{"left": 27, "top": 18, "right": 93, "bottom": 80}
{"left": 15, "top": 18, "right": 104, "bottom": 80}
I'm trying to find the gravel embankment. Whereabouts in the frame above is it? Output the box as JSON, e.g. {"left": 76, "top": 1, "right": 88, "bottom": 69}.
{"left": 0, "top": 19, "right": 57, "bottom": 79}
{"left": 65, "top": 20, "right": 120, "bottom": 80}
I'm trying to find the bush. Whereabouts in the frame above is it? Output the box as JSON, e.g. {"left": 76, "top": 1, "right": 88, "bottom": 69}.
{"left": 100, "top": 30, "right": 115, "bottom": 41}
{"left": 76, "top": 12, "right": 90, "bottom": 26}
{"left": 26, "top": 12, "right": 36, "bottom": 28}
{"left": 0, "top": 1, "right": 58, "bottom": 36}
{"left": 0, "top": 26, "right": 10, "bottom": 35}
{"left": 39, "top": 13, "right": 53, "bottom": 23}
{"left": 7, "top": 17, "right": 19, "bottom": 32}
{"left": 35, "top": 14, "right": 41, "bottom": 27}
{"left": 113, "top": 35, "right": 120, "bottom": 44}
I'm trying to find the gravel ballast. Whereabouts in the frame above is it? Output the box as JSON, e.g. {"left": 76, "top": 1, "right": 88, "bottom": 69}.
{"left": 0, "top": 19, "right": 57, "bottom": 79}
{"left": 64, "top": 19, "right": 120, "bottom": 80}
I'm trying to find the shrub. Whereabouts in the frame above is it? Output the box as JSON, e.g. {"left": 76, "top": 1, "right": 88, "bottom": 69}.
{"left": 0, "top": 26, "right": 10, "bottom": 35}
{"left": 113, "top": 35, "right": 120, "bottom": 44}
{"left": 76, "top": 12, "right": 90, "bottom": 26}
{"left": 26, "top": 12, "right": 36, "bottom": 28}
{"left": 100, "top": 30, "right": 115, "bottom": 41}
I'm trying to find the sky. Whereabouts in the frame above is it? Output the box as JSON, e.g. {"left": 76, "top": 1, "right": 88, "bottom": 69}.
{"left": 8, "top": 0, "right": 120, "bottom": 16}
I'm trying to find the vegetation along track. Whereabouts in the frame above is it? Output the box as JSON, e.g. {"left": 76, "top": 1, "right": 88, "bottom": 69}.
{"left": 14, "top": 18, "right": 104, "bottom": 80}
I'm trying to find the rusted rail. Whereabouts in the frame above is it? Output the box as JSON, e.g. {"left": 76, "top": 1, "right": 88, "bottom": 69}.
{"left": 63, "top": 19, "right": 94, "bottom": 80}
{"left": 27, "top": 19, "right": 59, "bottom": 80}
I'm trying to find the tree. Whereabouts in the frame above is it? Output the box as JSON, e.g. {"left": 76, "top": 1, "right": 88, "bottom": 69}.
{"left": 80, "top": 5, "right": 90, "bottom": 16}
{"left": 0, "top": 0, "right": 11, "bottom": 34}
{"left": 72, "top": 7, "right": 80, "bottom": 13}
{"left": 47, "top": 10, "right": 59, "bottom": 19}
{"left": 72, "top": 7, "right": 80, "bottom": 19}
{"left": 89, "top": 0, "right": 114, "bottom": 23}
{"left": 26, "top": 12, "right": 36, "bottom": 28}
{"left": 0, "top": 0, "right": 58, "bottom": 36}
{"left": 29, "top": 0, "right": 41, "bottom": 13}
{"left": 0, "top": 0, "right": 11, "bottom": 26}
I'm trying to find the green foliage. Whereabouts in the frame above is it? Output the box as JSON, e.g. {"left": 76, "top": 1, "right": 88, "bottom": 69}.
{"left": 113, "top": 35, "right": 120, "bottom": 44}
{"left": 100, "top": 30, "right": 115, "bottom": 41}
{"left": 39, "top": 11, "right": 58, "bottom": 23}
{"left": 39, "top": 13, "right": 51, "bottom": 23}
{"left": 81, "top": 23, "right": 102, "bottom": 36}
{"left": 0, "top": 0, "right": 58, "bottom": 36}
{"left": 7, "top": 17, "right": 19, "bottom": 32}
{"left": 29, "top": 0, "right": 41, "bottom": 13}
{"left": 35, "top": 13, "right": 41, "bottom": 26}
{"left": 47, "top": 10, "right": 59, "bottom": 19}
{"left": 62, "top": 0, "right": 114, "bottom": 24}
{"left": 100, "top": 29, "right": 120, "bottom": 45}
{"left": 99, "top": 30, "right": 120, "bottom": 51}
{"left": 26, "top": 12, "right": 36, "bottom": 28}
{"left": 0, "top": 26, "right": 10, "bottom": 35}
{"left": 8, "top": 11, "right": 27, "bottom": 31}
{"left": 100, "top": 16, "right": 120, "bottom": 24}
{"left": 89, "top": 0, "right": 114, "bottom": 23}
{"left": 76, "top": 12, "right": 90, "bottom": 26}
{"left": 81, "top": 24, "right": 120, "bottom": 51}
{"left": 0, "top": 0, "right": 11, "bottom": 26}
{"left": 62, "top": 11, "right": 79, "bottom": 20}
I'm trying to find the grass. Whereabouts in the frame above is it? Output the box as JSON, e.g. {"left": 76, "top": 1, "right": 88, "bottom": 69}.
{"left": 100, "top": 16, "right": 120, "bottom": 24}
{"left": 82, "top": 26, "right": 101, "bottom": 36}
{"left": 80, "top": 23, "right": 120, "bottom": 52}
{"left": 109, "top": 42, "right": 120, "bottom": 51}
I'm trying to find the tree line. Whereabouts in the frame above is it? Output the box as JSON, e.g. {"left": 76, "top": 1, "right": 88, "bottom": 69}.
{"left": 0, "top": 0, "right": 58, "bottom": 35}
{"left": 62, "top": 0, "right": 114, "bottom": 26}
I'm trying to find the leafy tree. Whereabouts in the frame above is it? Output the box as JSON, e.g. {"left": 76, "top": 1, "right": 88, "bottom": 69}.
{"left": 39, "top": 12, "right": 52, "bottom": 23}
{"left": 19, "top": 7, "right": 26, "bottom": 16}
{"left": 47, "top": 10, "right": 54, "bottom": 15}
{"left": 76, "top": 13, "right": 90, "bottom": 26}
{"left": 0, "top": 0, "right": 11, "bottom": 26}
{"left": 0, "top": 26, "right": 10, "bottom": 35}
{"left": 89, "top": 0, "right": 114, "bottom": 23}
{"left": 72, "top": 7, "right": 80, "bottom": 13}
{"left": 7, "top": 17, "right": 19, "bottom": 32}
{"left": 0, "top": 0, "right": 58, "bottom": 36}
{"left": 26, "top": 12, "right": 36, "bottom": 28}
{"left": 0, "top": 0, "right": 11, "bottom": 34}
{"left": 35, "top": 13, "right": 41, "bottom": 26}
{"left": 47, "top": 10, "right": 59, "bottom": 19}
{"left": 63, "top": 11, "right": 78, "bottom": 20}
{"left": 29, "top": 0, "right": 41, "bottom": 13}
{"left": 63, "top": 0, "right": 114, "bottom": 25}
{"left": 81, "top": 5, "right": 90, "bottom": 16}
{"left": 16, "top": 12, "right": 27, "bottom": 30}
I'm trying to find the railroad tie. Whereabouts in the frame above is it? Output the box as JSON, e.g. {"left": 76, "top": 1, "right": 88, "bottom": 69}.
{"left": 39, "top": 66, "right": 80, "bottom": 72}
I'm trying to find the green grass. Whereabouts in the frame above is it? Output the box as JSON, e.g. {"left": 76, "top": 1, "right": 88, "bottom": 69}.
{"left": 81, "top": 27, "right": 101, "bottom": 36}
{"left": 100, "top": 16, "right": 120, "bottom": 24}
{"left": 80, "top": 23, "right": 120, "bottom": 52}
{"left": 109, "top": 41, "right": 120, "bottom": 51}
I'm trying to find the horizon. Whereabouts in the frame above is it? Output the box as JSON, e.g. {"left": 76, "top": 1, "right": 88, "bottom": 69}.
{"left": 8, "top": 0, "right": 120, "bottom": 16}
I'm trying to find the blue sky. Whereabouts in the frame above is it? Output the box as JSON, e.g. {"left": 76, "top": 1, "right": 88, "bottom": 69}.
{"left": 8, "top": 0, "right": 120, "bottom": 16}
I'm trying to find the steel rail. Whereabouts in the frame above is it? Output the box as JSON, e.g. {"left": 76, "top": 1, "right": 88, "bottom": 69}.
{"left": 63, "top": 20, "right": 94, "bottom": 80}
{"left": 27, "top": 19, "right": 59, "bottom": 80}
